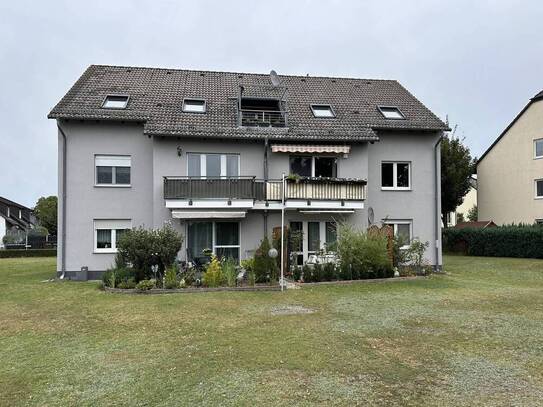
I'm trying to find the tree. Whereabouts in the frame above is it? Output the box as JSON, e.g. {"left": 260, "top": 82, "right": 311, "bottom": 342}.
{"left": 34, "top": 196, "right": 58, "bottom": 235}
{"left": 441, "top": 124, "right": 476, "bottom": 224}
{"left": 467, "top": 205, "right": 478, "bottom": 222}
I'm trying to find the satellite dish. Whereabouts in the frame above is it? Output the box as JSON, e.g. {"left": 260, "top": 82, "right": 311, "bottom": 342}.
{"left": 270, "top": 70, "right": 281, "bottom": 87}
{"left": 368, "top": 207, "right": 374, "bottom": 225}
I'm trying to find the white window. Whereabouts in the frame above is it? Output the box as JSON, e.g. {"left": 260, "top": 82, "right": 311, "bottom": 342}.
{"left": 183, "top": 98, "right": 206, "bottom": 113}
{"left": 311, "top": 104, "right": 335, "bottom": 118}
{"left": 384, "top": 220, "right": 412, "bottom": 246}
{"left": 187, "top": 221, "right": 240, "bottom": 262}
{"left": 535, "top": 219, "right": 543, "bottom": 225}
{"left": 289, "top": 220, "right": 337, "bottom": 265}
{"left": 378, "top": 106, "right": 405, "bottom": 120}
{"left": 102, "top": 95, "right": 129, "bottom": 109}
{"left": 381, "top": 162, "right": 411, "bottom": 190}
{"left": 187, "top": 153, "right": 239, "bottom": 178}
{"left": 535, "top": 139, "right": 543, "bottom": 159}
{"left": 536, "top": 179, "right": 543, "bottom": 199}
{"left": 289, "top": 156, "right": 337, "bottom": 178}
{"left": 94, "top": 219, "right": 131, "bottom": 253}
{"left": 95, "top": 155, "right": 131, "bottom": 186}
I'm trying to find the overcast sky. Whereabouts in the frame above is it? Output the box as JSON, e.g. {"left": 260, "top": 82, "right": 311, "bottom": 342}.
{"left": 1, "top": 0, "right": 542, "bottom": 207}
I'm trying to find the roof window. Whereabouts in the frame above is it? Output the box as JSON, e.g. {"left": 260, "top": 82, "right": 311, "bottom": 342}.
{"left": 378, "top": 106, "right": 405, "bottom": 120}
{"left": 311, "top": 104, "right": 335, "bottom": 118}
{"left": 183, "top": 98, "right": 206, "bottom": 113}
{"left": 102, "top": 95, "right": 129, "bottom": 109}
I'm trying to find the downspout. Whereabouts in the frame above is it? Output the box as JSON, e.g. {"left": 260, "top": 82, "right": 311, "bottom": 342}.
{"left": 58, "top": 123, "right": 68, "bottom": 279}
{"left": 434, "top": 133, "right": 443, "bottom": 272}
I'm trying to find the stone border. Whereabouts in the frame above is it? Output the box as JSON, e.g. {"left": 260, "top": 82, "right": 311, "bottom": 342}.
{"left": 293, "top": 276, "right": 427, "bottom": 287}
{"left": 103, "top": 285, "right": 281, "bottom": 294}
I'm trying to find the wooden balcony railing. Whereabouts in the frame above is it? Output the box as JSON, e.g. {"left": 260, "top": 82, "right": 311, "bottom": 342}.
{"left": 164, "top": 177, "right": 366, "bottom": 201}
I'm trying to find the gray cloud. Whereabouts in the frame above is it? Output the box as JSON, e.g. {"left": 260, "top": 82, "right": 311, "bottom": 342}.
{"left": 1, "top": 0, "right": 542, "bottom": 206}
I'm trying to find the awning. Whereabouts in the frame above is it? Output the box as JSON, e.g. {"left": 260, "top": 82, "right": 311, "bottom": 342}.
{"left": 171, "top": 211, "right": 246, "bottom": 219}
{"left": 271, "top": 144, "right": 351, "bottom": 154}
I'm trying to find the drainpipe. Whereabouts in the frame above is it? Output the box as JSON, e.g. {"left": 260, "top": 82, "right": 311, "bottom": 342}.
{"left": 434, "top": 133, "right": 443, "bottom": 272}
{"left": 58, "top": 123, "right": 68, "bottom": 279}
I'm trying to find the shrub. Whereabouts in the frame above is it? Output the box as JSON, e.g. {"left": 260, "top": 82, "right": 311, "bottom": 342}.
{"left": 222, "top": 258, "right": 237, "bottom": 287}
{"left": 118, "top": 278, "right": 136, "bottom": 289}
{"left": 0, "top": 249, "right": 56, "bottom": 258}
{"left": 247, "top": 270, "right": 256, "bottom": 286}
{"left": 253, "top": 237, "right": 278, "bottom": 283}
{"left": 443, "top": 225, "right": 543, "bottom": 259}
{"left": 291, "top": 266, "right": 302, "bottom": 282}
{"left": 322, "top": 263, "right": 336, "bottom": 282}
{"left": 180, "top": 267, "right": 196, "bottom": 287}
{"left": 136, "top": 279, "right": 156, "bottom": 291}
{"left": 164, "top": 265, "right": 178, "bottom": 289}
{"left": 117, "top": 225, "right": 183, "bottom": 281}
{"left": 202, "top": 256, "right": 224, "bottom": 287}
{"left": 301, "top": 264, "right": 312, "bottom": 282}
{"left": 102, "top": 267, "right": 136, "bottom": 288}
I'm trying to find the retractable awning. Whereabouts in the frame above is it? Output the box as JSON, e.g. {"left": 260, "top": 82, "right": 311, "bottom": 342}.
{"left": 271, "top": 144, "right": 351, "bottom": 154}
{"left": 171, "top": 211, "right": 246, "bottom": 219}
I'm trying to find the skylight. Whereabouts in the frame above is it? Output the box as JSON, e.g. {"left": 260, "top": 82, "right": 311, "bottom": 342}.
{"left": 378, "top": 106, "right": 405, "bottom": 120}
{"left": 183, "top": 98, "right": 206, "bottom": 113}
{"left": 102, "top": 95, "right": 129, "bottom": 109}
{"left": 311, "top": 104, "right": 335, "bottom": 118}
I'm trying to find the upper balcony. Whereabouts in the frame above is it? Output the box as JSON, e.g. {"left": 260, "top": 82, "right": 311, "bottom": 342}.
{"left": 239, "top": 109, "right": 287, "bottom": 128}
{"left": 164, "top": 176, "right": 366, "bottom": 210}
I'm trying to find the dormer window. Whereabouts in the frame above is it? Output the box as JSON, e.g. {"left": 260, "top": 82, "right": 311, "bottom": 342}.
{"left": 378, "top": 106, "right": 405, "bottom": 120}
{"left": 311, "top": 104, "right": 335, "bottom": 118}
{"left": 183, "top": 98, "right": 206, "bottom": 113}
{"left": 102, "top": 95, "right": 129, "bottom": 109}
{"left": 239, "top": 97, "right": 285, "bottom": 127}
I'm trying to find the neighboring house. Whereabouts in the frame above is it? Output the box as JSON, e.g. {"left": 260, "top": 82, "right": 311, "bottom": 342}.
{"left": 48, "top": 65, "right": 448, "bottom": 280}
{"left": 478, "top": 90, "right": 543, "bottom": 225}
{"left": 454, "top": 220, "right": 497, "bottom": 229}
{"left": 445, "top": 175, "right": 477, "bottom": 227}
{"left": 0, "top": 197, "right": 34, "bottom": 248}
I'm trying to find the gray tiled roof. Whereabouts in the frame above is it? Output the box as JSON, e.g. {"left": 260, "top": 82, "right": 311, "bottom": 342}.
{"left": 48, "top": 65, "right": 448, "bottom": 141}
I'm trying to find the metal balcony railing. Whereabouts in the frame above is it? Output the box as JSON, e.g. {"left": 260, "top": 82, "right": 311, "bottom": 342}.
{"left": 239, "top": 110, "right": 287, "bottom": 128}
{"left": 164, "top": 177, "right": 366, "bottom": 201}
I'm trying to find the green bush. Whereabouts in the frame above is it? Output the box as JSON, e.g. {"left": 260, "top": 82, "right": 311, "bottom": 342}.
{"left": 164, "top": 265, "right": 178, "bottom": 289}
{"left": 116, "top": 225, "right": 183, "bottom": 281}
{"left": 253, "top": 237, "right": 278, "bottom": 283}
{"left": 202, "top": 256, "right": 224, "bottom": 287}
{"left": 118, "top": 278, "right": 136, "bottom": 289}
{"left": 291, "top": 266, "right": 302, "bottom": 282}
{"left": 222, "top": 258, "right": 237, "bottom": 287}
{"left": 0, "top": 249, "right": 56, "bottom": 258}
{"left": 136, "top": 279, "right": 156, "bottom": 291}
{"left": 102, "top": 267, "right": 136, "bottom": 288}
{"left": 443, "top": 225, "right": 543, "bottom": 258}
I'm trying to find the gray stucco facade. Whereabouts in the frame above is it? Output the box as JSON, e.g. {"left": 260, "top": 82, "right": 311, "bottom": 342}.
{"left": 56, "top": 120, "right": 442, "bottom": 278}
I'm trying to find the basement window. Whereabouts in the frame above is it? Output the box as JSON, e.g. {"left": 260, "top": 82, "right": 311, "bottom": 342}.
{"left": 102, "top": 95, "right": 129, "bottom": 109}
{"left": 311, "top": 104, "right": 335, "bottom": 118}
{"left": 183, "top": 98, "right": 206, "bottom": 113}
{"left": 378, "top": 106, "right": 405, "bottom": 120}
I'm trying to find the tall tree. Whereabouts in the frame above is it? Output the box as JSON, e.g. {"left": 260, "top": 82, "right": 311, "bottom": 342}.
{"left": 441, "top": 124, "right": 476, "bottom": 224}
{"left": 34, "top": 196, "right": 58, "bottom": 235}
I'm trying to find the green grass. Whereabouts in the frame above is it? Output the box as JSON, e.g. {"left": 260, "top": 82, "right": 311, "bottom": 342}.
{"left": 1, "top": 256, "right": 543, "bottom": 406}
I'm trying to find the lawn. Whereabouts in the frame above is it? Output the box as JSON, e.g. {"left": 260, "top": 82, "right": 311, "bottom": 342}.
{"left": 1, "top": 256, "right": 542, "bottom": 406}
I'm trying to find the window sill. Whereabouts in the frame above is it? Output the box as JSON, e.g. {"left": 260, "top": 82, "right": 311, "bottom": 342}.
{"left": 534, "top": 156, "right": 543, "bottom": 160}
{"left": 94, "top": 184, "right": 131, "bottom": 188}
{"left": 94, "top": 249, "right": 117, "bottom": 254}
{"left": 535, "top": 196, "right": 543, "bottom": 200}
{"left": 381, "top": 187, "right": 412, "bottom": 191}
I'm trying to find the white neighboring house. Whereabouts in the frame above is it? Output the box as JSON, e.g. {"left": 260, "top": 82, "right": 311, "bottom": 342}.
{"left": 0, "top": 197, "right": 34, "bottom": 248}
{"left": 446, "top": 175, "right": 477, "bottom": 227}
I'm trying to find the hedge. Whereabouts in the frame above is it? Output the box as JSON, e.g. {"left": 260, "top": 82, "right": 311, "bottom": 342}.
{"left": 0, "top": 249, "right": 57, "bottom": 258}
{"left": 443, "top": 225, "right": 543, "bottom": 258}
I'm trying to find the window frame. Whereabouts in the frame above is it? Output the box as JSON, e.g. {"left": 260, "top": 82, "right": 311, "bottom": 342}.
{"left": 289, "top": 220, "right": 337, "bottom": 264}
{"left": 535, "top": 179, "right": 543, "bottom": 199}
{"left": 381, "top": 161, "right": 411, "bottom": 190}
{"left": 187, "top": 221, "right": 240, "bottom": 263}
{"left": 182, "top": 98, "right": 207, "bottom": 114}
{"left": 534, "top": 138, "right": 543, "bottom": 159}
{"left": 95, "top": 155, "right": 132, "bottom": 187}
{"left": 377, "top": 106, "right": 405, "bottom": 120}
{"left": 384, "top": 220, "right": 412, "bottom": 248}
{"left": 186, "top": 153, "right": 240, "bottom": 178}
{"left": 93, "top": 219, "right": 132, "bottom": 253}
{"left": 289, "top": 155, "right": 338, "bottom": 178}
{"left": 102, "top": 94, "right": 130, "bottom": 109}
{"left": 310, "top": 104, "right": 336, "bottom": 118}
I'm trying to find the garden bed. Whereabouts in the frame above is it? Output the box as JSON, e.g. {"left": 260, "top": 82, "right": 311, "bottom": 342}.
{"left": 103, "top": 284, "right": 281, "bottom": 294}
{"left": 293, "top": 275, "right": 426, "bottom": 287}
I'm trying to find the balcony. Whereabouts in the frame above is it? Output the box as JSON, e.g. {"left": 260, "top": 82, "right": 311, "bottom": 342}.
{"left": 164, "top": 177, "right": 366, "bottom": 209}
{"left": 239, "top": 110, "right": 287, "bottom": 128}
